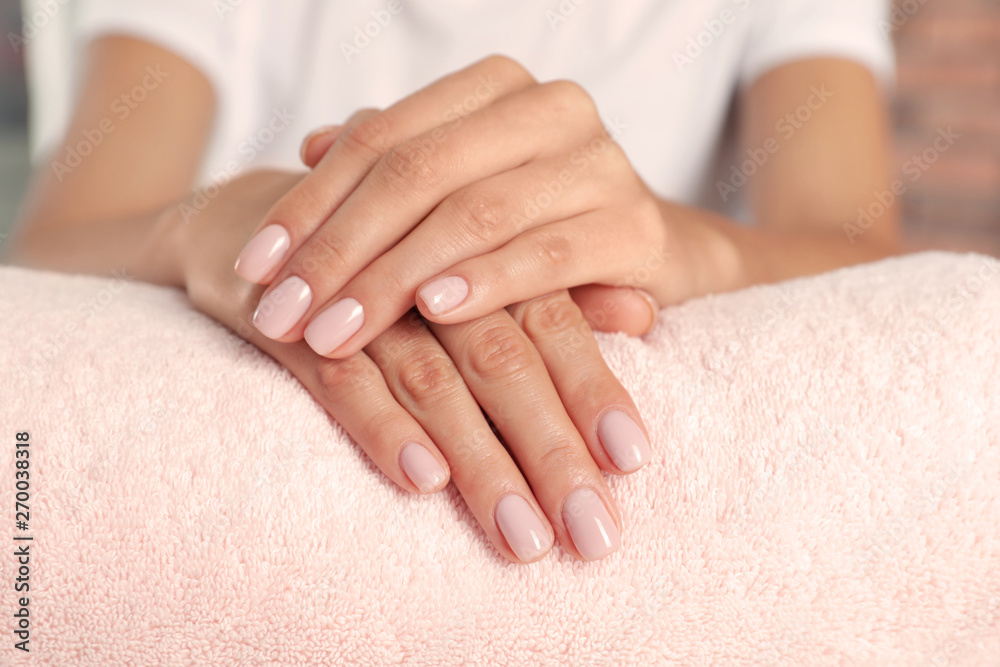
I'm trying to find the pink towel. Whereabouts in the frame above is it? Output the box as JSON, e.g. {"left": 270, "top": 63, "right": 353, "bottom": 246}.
{"left": 1, "top": 251, "right": 998, "bottom": 666}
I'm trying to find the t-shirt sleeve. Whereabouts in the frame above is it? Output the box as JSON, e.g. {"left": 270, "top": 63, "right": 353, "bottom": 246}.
{"left": 74, "top": 0, "right": 229, "bottom": 92}
{"left": 739, "top": 0, "right": 895, "bottom": 90}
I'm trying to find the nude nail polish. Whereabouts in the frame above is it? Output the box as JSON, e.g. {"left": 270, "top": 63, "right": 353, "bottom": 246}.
{"left": 418, "top": 276, "right": 469, "bottom": 315}
{"left": 563, "top": 488, "right": 620, "bottom": 561}
{"left": 234, "top": 225, "right": 290, "bottom": 283}
{"left": 303, "top": 298, "right": 365, "bottom": 355}
{"left": 597, "top": 410, "right": 652, "bottom": 472}
{"left": 495, "top": 495, "right": 552, "bottom": 562}
{"left": 252, "top": 276, "right": 312, "bottom": 339}
{"left": 399, "top": 442, "right": 447, "bottom": 493}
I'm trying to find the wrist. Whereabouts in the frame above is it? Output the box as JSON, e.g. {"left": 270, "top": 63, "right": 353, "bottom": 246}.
{"left": 142, "top": 200, "right": 188, "bottom": 289}
{"left": 658, "top": 200, "right": 747, "bottom": 300}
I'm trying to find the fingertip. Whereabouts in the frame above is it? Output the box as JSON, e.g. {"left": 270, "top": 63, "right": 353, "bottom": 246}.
{"left": 572, "top": 285, "right": 658, "bottom": 336}
{"left": 634, "top": 288, "right": 661, "bottom": 335}
{"left": 596, "top": 409, "right": 652, "bottom": 474}
{"left": 417, "top": 275, "right": 470, "bottom": 318}
{"left": 300, "top": 124, "right": 343, "bottom": 167}
{"left": 399, "top": 441, "right": 450, "bottom": 494}
{"left": 495, "top": 494, "right": 554, "bottom": 563}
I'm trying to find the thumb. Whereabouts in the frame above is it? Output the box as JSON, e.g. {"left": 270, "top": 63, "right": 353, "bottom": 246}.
{"left": 569, "top": 284, "right": 660, "bottom": 336}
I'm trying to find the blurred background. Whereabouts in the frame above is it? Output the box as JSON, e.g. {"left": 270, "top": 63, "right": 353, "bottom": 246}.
{"left": 0, "top": 0, "right": 28, "bottom": 242}
{"left": 0, "top": 0, "right": 998, "bottom": 255}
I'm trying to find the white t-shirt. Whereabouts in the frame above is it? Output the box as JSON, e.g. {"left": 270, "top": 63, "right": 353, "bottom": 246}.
{"left": 28, "top": 0, "right": 893, "bottom": 220}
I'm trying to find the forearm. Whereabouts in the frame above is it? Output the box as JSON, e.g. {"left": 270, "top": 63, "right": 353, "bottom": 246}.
{"left": 5, "top": 205, "right": 184, "bottom": 288}
{"left": 667, "top": 199, "right": 901, "bottom": 297}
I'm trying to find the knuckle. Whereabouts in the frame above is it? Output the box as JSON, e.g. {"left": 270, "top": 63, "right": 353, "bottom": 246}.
{"left": 393, "top": 348, "right": 460, "bottom": 406}
{"left": 269, "top": 180, "right": 324, "bottom": 226}
{"left": 341, "top": 114, "right": 393, "bottom": 157}
{"left": 521, "top": 293, "right": 583, "bottom": 339}
{"left": 466, "top": 321, "right": 536, "bottom": 381}
{"left": 481, "top": 53, "right": 534, "bottom": 83}
{"left": 532, "top": 232, "right": 573, "bottom": 275}
{"left": 446, "top": 434, "right": 507, "bottom": 486}
{"left": 299, "top": 232, "right": 352, "bottom": 280}
{"left": 317, "top": 356, "right": 370, "bottom": 397}
{"left": 597, "top": 141, "right": 631, "bottom": 174}
{"left": 379, "top": 139, "right": 442, "bottom": 195}
{"left": 540, "top": 79, "right": 597, "bottom": 119}
{"left": 449, "top": 189, "right": 507, "bottom": 245}
{"left": 535, "top": 441, "right": 581, "bottom": 474}
{"left": 360, "top": 409, "right": 405, "bottom": 446}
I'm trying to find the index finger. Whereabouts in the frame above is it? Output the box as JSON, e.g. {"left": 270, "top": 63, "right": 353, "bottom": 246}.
{"left": 233, "top": 55, "right": 535, "bottom": 286}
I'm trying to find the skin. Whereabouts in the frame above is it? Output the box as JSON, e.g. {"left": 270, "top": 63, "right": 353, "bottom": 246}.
{"left": 8, "top": 31, "right": 900, "bottom": 561}
{"left": 245, "top": 55, "right": 900, "bottom": 361}
{"left": 7, "top": 36, "right": 653, "bottom": 563}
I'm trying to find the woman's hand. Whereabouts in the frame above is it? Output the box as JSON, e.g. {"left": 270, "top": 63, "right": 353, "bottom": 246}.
{"left": 234, "top": 55, "right": 690, "bottom": 359}
{"left": 173, "top": 169, "right": 653, "bottom": 563}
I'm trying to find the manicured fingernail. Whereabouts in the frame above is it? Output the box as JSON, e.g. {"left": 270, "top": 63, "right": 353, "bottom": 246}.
{"left": 399, "top": 442, "right": 447, "bottom": 493}
{"left": 300, "top": 124, "right": 341, "bottom": 164}
{"left": 304, "top": 297, "right": 365, "bottom": 355}
{"left": 563, "top": 488, "right": 620, "bottom": 561}
{"left": 495, "top": 495, "right": 552, "bottom": 562}
{"left": 598, "top": 410, "right": 652, "bottom": 473}
{"left": 234, "top": 224, "right": 290, "bottom": 283}
{"left": 418, "top": 276, "right": 469, "bottom": 315}
{"left": 252, "top": 276, "right": 312, "bottom": 339}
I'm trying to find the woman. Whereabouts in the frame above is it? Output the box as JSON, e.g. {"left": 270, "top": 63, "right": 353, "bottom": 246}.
{"left": 8, "top": 0, "right": 899, "bottom": 563}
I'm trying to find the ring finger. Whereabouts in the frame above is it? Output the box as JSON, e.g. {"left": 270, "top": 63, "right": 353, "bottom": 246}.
{"left": 427, "top": 309, "right": 623, "bottom": 561}
{"left": 366, "top": 311, "right": 556, "bottom": 563}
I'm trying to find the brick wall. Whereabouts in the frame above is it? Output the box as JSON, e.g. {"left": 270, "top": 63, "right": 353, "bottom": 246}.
{"left": 891, "top": 0, "right": 1000, "bottom": 256}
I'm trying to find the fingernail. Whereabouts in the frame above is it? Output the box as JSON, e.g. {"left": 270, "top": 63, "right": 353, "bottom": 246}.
{"left": 234, "top": 225, "right": 291, "bottom": 283}
{"left": 418, "top": 276, "right": 469, "bottom": 315}
{"left": 252, "top": 276, "right": 312, "bottom": 339}
{"left": 495, "top": 495, "right": 552, "bottom": 562}
{"left": 563, "top": 488, "right": 620, "bottom": 561}
{"left": 304, "top": 297, "right": 365, "bottom": 355}
{"left": 637, "top": 290, "right": 660, "bottom": 333}
{"left": 399, "top": 442, "right": 447, "bottom": 493}
{"left": 597, "top": 410, "right": 652, "bottom": 473}
{"left": 300, "top": 124, "right": 341, "bottom": 164}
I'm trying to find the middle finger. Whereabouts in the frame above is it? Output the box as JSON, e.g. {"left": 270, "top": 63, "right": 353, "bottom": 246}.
{"left": 428, "top": 309, "right": 623, "bottom": 561}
